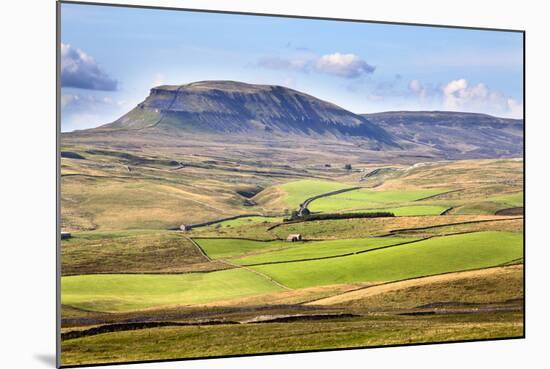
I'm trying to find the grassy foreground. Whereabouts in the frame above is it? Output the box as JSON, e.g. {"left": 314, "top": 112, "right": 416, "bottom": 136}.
{"left": 61, "top": 312, "right": 523, "bottom": 366}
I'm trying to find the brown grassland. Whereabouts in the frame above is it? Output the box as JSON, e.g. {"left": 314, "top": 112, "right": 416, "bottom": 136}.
{"left": 60, "top": 132, "right": 524, "bottom": 366}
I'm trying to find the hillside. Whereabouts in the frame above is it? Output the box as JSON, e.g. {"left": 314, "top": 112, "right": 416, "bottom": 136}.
{"left": 65, "top": 82, "right": 524, "bottom": 161}
{"left": 100, "top": 80, "right": 395, "bottom": 147}
{"left": 363, "top": 111, "right": 523, "bottom": 159}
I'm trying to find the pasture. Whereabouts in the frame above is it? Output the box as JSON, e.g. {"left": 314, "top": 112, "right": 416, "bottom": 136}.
{"left": 252, "top": 232, "right": 523, "bottom": 289}
{"left": 308, "top": 188, "right": 450, "bottom": 212}
{"left": 264, "top": 179, "right": 353, "bottom": 209}
{"left": 230, "top": 237, "right": 418, "bottom": 265}
{"left": 59, "top": 151, "right": 525, "bottom": 366}
{"left": 269, "top": 214, "right": 506, "bottom": 239}
{"left": 194, "top": 238, "right": 290, "bottom": 259}
{"left": 61, "top": 269, "right": 284, "bottom": 312}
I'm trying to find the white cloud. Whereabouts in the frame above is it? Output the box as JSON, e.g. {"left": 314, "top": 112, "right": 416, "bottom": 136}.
{"left": 257, "top": 56, "right": 310, "bottom": 72}
{"left": 258, "top": 52, "right": 374, "bottom": 79}
{"left": 507, "top": 98, "right": 524, "bottom": 118}
{"left": 314, "top": 53, "right": 375, "bottom": 78}
{"left": 441, "top": 79, "right": 522, "bottom": 118}
{"left": 61, "top": 93, "right": 127, "bottom": 132}
{"left": 404, "top": 78, "right": 522, "bottom": 118}
{"left": 61, "top": 43, "right": 118, "bottom": 91}
{"left": 408, "top": 79, "right": 430, "bottom": 98}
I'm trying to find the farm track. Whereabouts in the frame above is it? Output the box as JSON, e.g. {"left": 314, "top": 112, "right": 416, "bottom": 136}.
{"left": 299, "top": 186, "right": 363, "bottom": 215}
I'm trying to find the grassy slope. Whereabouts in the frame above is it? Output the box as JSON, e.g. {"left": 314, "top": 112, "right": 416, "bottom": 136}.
{"left": 276, "top": 180, "right": 353, "bottom": 209}
{"left": 61, "top": 230, "right": 227, "bottom": 275}
{"left": 207, "top": 216, "right": 282, "bottom": 228}
{"left": 253, "top": 231, "right": 523, "bottom": 289}
{"left": 61, "top": 269, "right": 284, "bottom": 312}
{"left": 61, "top": 312, "right": 523, "bottom": 366}
{"left": 269, "top": 214, "right": 504, "bottom": 239}
{"left": 230, "top": 237, "right": 418, "bottom": 265}
{"left": 61, "top": 175, "right": 236, "bottom": 230}
{"left": 60, "top": 147, "right": 278, "bottom": 231}
{"left": 348, "top": 205, "right": 448, "bottom": 216}
{"left": 194, "top": 238, "right": 290, "bottom": 259}
{"left": 487, "top": 192, "right": 524, "bottom": 207}
{"left": 394, "top": 218, "right": 524, "bottom": 238}
{"left": 308, "top": 188, "right": 449, "bottom": 212}
{"left": 61, "top": 231, "right": 522, "bottom": 313}
{"left": 324, "top": 265, "right": 524, "bottom": 311}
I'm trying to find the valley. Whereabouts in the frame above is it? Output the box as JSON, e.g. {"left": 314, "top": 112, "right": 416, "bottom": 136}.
{"left": 59, "top": 81, "right": 524, "bottom": 366}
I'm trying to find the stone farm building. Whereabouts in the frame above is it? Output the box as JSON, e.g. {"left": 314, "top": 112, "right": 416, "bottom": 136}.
{"left": 287, "top": 234, "right": 302, "bottom": 242}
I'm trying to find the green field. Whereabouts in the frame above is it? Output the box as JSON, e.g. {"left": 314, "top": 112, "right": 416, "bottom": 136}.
{"left": 195, "top": 238, "right": 290, "bottom": 259}
{"left": 61, "top": 269, "right": 284, "bottom": 312}
{"left": 252, "top": 232, "right": 523, "bottom": 289}
{"left": 278, "top": 180, "right": 353, "bottom": 208}
{"left": 230, "top": 237, "right": 418, "bottom": 265}
{"left": 61, "top": 231, "right": 523, "bottom": 312}
{"left": 487, "top": 192, "right": 524, "bottom": 207}
{"left": 308, "top": 188, "right": 450, "bottom": 212}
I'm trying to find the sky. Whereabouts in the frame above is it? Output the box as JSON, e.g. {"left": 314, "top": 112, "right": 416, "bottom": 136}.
{"left": 60, "top": 3, "right": 524, "bottom": 132}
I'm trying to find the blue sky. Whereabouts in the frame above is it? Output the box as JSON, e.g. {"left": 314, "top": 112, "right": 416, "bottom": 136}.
{"left": 60, "top": 3, "right": 524, "bottom": 132}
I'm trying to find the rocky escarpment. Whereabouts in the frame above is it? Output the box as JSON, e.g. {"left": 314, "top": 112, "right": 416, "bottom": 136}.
{"left": 102, "top": 80, "right": 396, "bottom": 147}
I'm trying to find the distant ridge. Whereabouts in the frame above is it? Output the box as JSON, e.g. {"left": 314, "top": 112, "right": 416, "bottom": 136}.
{"left": 76, "top": 81, "right": 524, "bottom": 159}
{"left": 99, "top": 80, "right": 396, "bottom": 148}
{"left": 362, "top": 111, "right": 523, "bottom": 159}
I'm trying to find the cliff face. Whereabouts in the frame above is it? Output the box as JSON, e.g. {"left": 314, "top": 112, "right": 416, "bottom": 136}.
{"left": 363, "top": 111, "right": 523, "bottom": 159}
{"left": 104, "top": 81, "right": 396, "bottom": 147}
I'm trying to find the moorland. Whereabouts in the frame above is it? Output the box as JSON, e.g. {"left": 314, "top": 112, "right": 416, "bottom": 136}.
{"left": 60, "top": 81, "right": 524, "bottom": 366}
